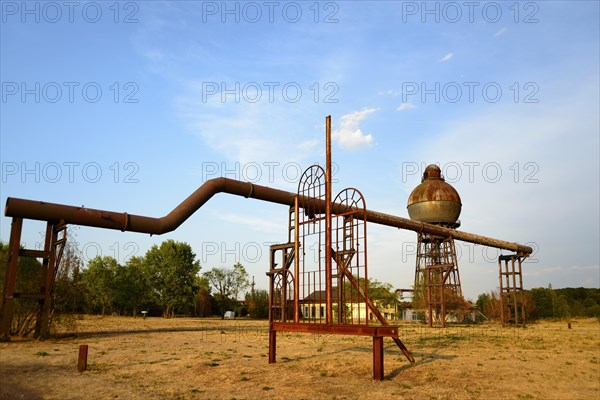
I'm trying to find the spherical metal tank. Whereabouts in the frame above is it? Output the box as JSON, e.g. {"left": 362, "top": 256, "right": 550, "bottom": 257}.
{"left": 407, "top": 164, "right": 462, "bottom": 226}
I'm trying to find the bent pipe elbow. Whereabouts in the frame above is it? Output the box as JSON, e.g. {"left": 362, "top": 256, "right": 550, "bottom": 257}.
{"left": 3, "top": 178, "right": 296, "bottom": 236}
{"left": 156, "top": 177, "right": 227, "bottom": 234}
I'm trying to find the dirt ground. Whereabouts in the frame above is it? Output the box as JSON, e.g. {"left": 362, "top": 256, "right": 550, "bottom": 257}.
{"left": 0, "top": 316, "right": 598, "bottom": 400}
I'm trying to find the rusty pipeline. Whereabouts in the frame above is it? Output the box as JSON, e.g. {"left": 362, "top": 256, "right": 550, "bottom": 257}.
{"left": 4, "top": 177, "right": 533, "bottom": 254}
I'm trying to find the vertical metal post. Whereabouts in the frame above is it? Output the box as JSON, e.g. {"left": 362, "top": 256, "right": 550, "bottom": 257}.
{"left": 42, "top": 224, "right": 66, "bottom": 339}
{"left": 427, "top": 268, "right": 433, "bottom": 328}
{"left": 282, "top": 259, "right": 288, "bottom": 322}
{"left": 450, "top": 239, "right": 461, "bottom": 291}
{"left": 268, "top": 330, "right": 276, "bottom": 363}
{"left": 518, "top": 257, "right": 526, "bottom": 327}
{"left": 505, "top": 258, "right": 510, "bottom": 322}
{"left": 363, "top": 204, "right": 369, "bottom": 326}
{"left": 268, "top": 249, "right": 275, "bottom": 323}
{"left": 77, "top": 344, "right": 88, "bottom": 372}
{"left": 325, "top": 115, "right": 333, "bottom": 325}
{"left": 498, "top": 257, "right": 504, "bottom": 325}
{"left": 440, "top": 267, "right": 446, "bottom": 328}
{"left": 0, "top": 218, "right": 23, "bottom": 340}
{"left": 511, "top": 257, "right": 518, "bottom": 326}
{"left": 35, "top": 223, "right": 53, "bottom": 338}
{"left": 373, "top": 336, "right": 384, "bottom": 381}
{"left": 293, "top": 196, "right": 300, "bottom": 323}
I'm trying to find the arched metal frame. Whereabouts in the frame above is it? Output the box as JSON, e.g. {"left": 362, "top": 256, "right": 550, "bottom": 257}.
{"left": 332, "top": 188, "right": 368, "bottom": 325}
{"left": 268, "top": 163, "right": 416, "bottom": 380}
{"left": 295, "top": 165, "right": 327, "bottom": 324}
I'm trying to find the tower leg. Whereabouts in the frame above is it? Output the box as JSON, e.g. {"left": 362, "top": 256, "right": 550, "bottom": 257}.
{"left": 0, "top": 218, "right": 23, "bottom": 341}
{"left": 498, "top": 254, "right": 526, "bottom": 326}
{"left": 35, "top": 223, "right": 53, "bottom": 339}
{"left": 415, "top": 234, "right": 462, "bottom": 328}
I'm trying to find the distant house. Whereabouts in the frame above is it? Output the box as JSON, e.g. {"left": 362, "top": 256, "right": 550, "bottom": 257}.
{"left": 301, "top": 287, "right": 400, "bottom": 322}
{"left": 399, "top": 303, "right": 419, "bottom": 321}
{"left": 396, "top": 301, "right": 484, "bottom": 323}
{"left": 302, "top": 287, "right": 365, "bottom": 321}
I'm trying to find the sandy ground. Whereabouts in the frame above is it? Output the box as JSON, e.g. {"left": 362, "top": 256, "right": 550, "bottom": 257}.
{"left": 0, "top": 316, "right": 598, "bottom": 400}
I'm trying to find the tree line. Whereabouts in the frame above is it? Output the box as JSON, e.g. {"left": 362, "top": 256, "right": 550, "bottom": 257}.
{"left": 476, "top": 285, "right": 600, "bottom": 321}
{"left": 0, "top": 232, "right": 405, "bottom": 337}
{"left": 0, "top": 238, "right": 271, "bottom": 336}
{"left": 3, "top": 234, "right": 596, "bottom": 337}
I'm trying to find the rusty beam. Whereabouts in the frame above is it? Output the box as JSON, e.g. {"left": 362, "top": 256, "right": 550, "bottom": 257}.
{"left": 18, "top": 249, "right": 50, "bottom": 258}
{"left": 270, "top": 322, "right": 399, "bottom": 337}
{"left": 4, "top": 178, "right": 533, "bottom": 254}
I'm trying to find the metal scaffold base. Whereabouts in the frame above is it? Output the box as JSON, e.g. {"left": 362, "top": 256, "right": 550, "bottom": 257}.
{"left": 414, "top": 234, "right": 462, "bottom": 328}
{"left": 499, "top": 253, "right": 527, "bottom": 326}
{"left": 0, "top": 218, "right": 67, "bottom": 340}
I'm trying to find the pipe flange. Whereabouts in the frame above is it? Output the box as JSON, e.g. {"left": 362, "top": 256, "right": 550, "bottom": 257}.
{"left": 245, "top": 183, "right": 254, "bottom": 199}
{"left": 121, "top": 212, "right": 129, "bottom": 232}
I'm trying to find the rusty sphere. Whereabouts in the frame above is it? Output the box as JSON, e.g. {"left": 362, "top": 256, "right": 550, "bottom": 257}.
{"left": 407, "top": 164, "right": 461, "bottom": 226}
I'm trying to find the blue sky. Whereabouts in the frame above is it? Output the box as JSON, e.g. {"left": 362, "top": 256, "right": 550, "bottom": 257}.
{"left": 1, "top": 0, "right": 598, "bottom": 300}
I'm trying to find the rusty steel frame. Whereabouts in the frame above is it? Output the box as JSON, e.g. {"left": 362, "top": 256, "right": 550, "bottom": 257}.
{"left": 267, "top": 117, "right": 415, "bottom": 380}
{"left": 415, "top": 234, "right": 462, "bottom": 328}
{"left": 499, "top": 254, "right": 527, "bottom": 326}
{"left": 1, "top": 115, "right": 533, "bottom": 381}
{"left": 294, "top": 164, "right": 327, "bottom": 325}
{"left": 0, "top": 218, "right": 67, "bottom": 340}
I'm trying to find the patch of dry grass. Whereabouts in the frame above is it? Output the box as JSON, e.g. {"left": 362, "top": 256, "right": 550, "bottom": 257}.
{"left": 1, "top": 316, "right": 598, "bottom": 399}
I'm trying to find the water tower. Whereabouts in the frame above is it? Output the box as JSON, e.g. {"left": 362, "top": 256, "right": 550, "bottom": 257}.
{"left": 407, "top": 164, "right": 463, "bottom": 327}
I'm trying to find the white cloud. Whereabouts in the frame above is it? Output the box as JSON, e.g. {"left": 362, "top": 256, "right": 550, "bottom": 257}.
{"left": 523, "top": 265, "right": 600, "bottom": 278}
{"left": 332, "top": 108, "right": 378, "bottom": 149}
{"left": 494, "top": 27, "right": 508, "bottom": 37}
{"left": 297, "top": 139, "right": 319, "bottom": 151}
{"left": 218, "top": 213, "right": 281, "bottom": 234}
{"left": 440, "top": 52, "right": 453, "bottom": 62}
{"left": 397, "top": 102, "right": 416, "bottom": 111}
{"left": 174, "top": 85, "right": 314, "bottom": 167}
{"left": 143, "top": 49, "right": 165, "bottom": 62}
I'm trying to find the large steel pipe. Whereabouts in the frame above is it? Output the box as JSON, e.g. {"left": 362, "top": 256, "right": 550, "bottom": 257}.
{"left": 4, "top": 177, "right": 532, "bottom": 254}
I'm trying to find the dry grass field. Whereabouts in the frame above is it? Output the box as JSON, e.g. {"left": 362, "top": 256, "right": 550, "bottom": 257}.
{"left": 1, "top": 316, "right": 598, "bottom": 400}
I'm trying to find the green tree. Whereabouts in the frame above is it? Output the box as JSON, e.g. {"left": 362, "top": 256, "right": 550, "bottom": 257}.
{"left": 50, "top": 229, "right": 85, "bottom": 333}
{"left": 204, "top": 262, "right": 249, "bottom": 318}
{"left": 476, "top": 291, "right": 501, "bottom": 321}
{"left": 528, "top": 285, "right": 573, "bottom": 319}
{"left": 144, "top": 240, "right": 200, "bottom": 318}
{"left": 369, "top": 279, "right": 398, "bottom": 308}
{"left": 113, "top": 256, "right": 151, "bottom": 317}
{"left": 194, "top": 276, "right": 212, "bottom": 317}
{"left": 53, "top": 227, "right": 86, "bottom": 314}
{"left": 245, "top": 289, "right": 269, "bottom": 319}
{"left": 81, "top": 256, "right": 118, "bottom": 316}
